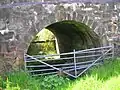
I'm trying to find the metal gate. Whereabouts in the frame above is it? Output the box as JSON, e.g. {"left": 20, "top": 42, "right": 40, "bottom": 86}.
{"left": 24, "top": 46, "right": 114, "bottom": 78}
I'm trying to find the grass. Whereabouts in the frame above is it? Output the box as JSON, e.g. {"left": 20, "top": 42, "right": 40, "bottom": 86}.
{"left": 1, "top": 58, "right": 120, "bottom": 90}
{"left": 66, "top": 58, "right": 120, "bottom": 90}
{"left": 0, "top": 71, "right": 41, "bottom": 90}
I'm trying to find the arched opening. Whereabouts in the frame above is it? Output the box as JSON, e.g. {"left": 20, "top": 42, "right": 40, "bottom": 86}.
{"left": 26, "top": 20, "right": 101, "bottom": 76}
{"left": 27, "top": 28, "right": 59, "bottom": 55}
{"left": 27, "top": 20, "right": 101, "bottom": 57}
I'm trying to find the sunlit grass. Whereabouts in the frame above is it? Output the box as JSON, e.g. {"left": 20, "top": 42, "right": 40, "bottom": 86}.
{"left": 0, "top": 71, "right": 41, "bottom": 90}
{"left": 65, "top": 58, "right": 120, "bottom": 90}
{"left": 1, "top": 58, "right": 120, "bottom": 90}
{"left": 66, "top": 75, "right": 120, "bottom": 90}
{"left": 100, "top": 75, "right": 120, "bottom": 90}
{"left": 67, "top": 76, "right": 102, "bottom": 90}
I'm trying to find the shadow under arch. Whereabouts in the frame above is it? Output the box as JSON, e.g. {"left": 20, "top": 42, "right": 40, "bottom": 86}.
{"left": 46, "top": 20, "right": 101, "bottom": 53}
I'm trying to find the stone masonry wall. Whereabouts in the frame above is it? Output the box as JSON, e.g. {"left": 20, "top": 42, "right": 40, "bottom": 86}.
{"left": 0, "top": 1, "right": 120, "bottom": 72}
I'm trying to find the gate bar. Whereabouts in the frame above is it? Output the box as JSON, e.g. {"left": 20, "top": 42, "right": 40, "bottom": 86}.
{"left": 77, "top": 48, "right": 112, "bottom": 78}
{"left": 26, "top": 54, "right": 76, "bottom": 78}
{"left": 74, "top": 49, "right": 77, "bottom": 77}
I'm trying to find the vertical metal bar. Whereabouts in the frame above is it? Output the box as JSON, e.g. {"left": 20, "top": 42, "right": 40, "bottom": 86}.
{"left": 24, "top": 52, "right": 27, "bottom": 71}
{"left": 86, "top": 16, "right": 89, "bottom": 25}
{"left": 112, "top": 44, "right": 115, "bottom": 60}
{"left": 82, "top": 15, "right": 85, "bottom": 23}
{"left": 90, "top": 20, "right": 94, "bottom": 28}
{"left": 101, "top": 47, "right": 104, "bottom": 63}
{"left": 74, "top": 49, "right": 77, "bottom": 77}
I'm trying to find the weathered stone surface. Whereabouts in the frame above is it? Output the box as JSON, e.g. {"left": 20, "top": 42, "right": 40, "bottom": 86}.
{"left": 0, "top": 1, "right": 120, "bottom": 74}
{"left": 0, "top": 56, "right": 13, "bottom": 75}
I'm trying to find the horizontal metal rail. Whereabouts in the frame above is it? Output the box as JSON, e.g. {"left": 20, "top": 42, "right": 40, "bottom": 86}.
{"left": 25, "top": 52, "right": 112, "bottom": 62}
{"left": 26, "top": 59, "right": 104, "bottom": 68}
{"left": 29, "top": 63, "right": 101, "bottom": 76}
{"left": 26, "top": 56, "right": 112, "bottom": 69}
{"left": 25, "top": 56, "right": 74, "bottom": 61}
{"left": 76, "top": 52, "right": 112, "bottom": 59}
{"left": 65, "top": 63, "right": 101, "bottom": 72}
{"left": 77, "top": 48, "right": 112, "bottom": 78}
{"left": 32, "top": 49, "right": 110, "bottom": 59}
{"left": 28, "top": 64, "right": 93, "bottom": 73}
{"left": 28, "top": 68, "right": 57, "bottom": 73}
{"left": 32, "top": 72, "right": 57, "bottom": 76}
{"left": 26, "top": 54, "right": 76, "bottom": 78}
{"left": 27, "top": 57, "right": 112, "bottom": 74}
{"left": 26, "top": 46, "right": 112, "bottom": 60}
{"left": 25, "top": 46, "right": 113, "bottom": 78}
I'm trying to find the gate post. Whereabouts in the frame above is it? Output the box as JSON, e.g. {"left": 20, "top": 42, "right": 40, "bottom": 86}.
{"left": 101, "top": 46, "right": 104, "bottom": 63}
{"left": 24, "top": 52, "right": 27, "bottom": 71}
{"left": 112, "top": 43, "right": 115, "bottom": 60}
{"left": 73, "top": 49, "right": 77, "bottom": 77}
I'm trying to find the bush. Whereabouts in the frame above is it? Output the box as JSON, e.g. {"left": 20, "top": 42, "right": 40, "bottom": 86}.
{"left": 40, "top": 75, "right": 70, "bottom": 90}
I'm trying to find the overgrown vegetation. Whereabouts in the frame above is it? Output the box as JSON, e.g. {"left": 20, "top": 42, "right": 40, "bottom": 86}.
{"left": 66, "top": 58, "right": 120, "bottom": 90}
{"left": 0, "top": 71, "right": 70, "bottom": 90}
{"left": 1, "top": 58, "right": 120, "bottom": 90}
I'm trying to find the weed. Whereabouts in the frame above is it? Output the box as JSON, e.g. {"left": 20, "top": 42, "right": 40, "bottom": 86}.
{"left": 1, "top": 58, "right": 120, "bottom": 90}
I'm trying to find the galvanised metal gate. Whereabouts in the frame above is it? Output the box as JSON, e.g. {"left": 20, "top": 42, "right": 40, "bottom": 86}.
{"left": 24, "top": 46, "right": 114, "bottom": 78}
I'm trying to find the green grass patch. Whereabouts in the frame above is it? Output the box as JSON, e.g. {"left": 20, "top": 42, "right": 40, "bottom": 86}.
{"left": 0, "top": 71, "right": 41, "bottom": 90}
{"left": 66, "top": 58, "right": 120, "bottom": 90}
{"left": 1, "top": 58, "right": 120, "bottom": 90}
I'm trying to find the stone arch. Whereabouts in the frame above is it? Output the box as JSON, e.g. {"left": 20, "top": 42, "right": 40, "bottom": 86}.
{"left": 27, "top": 20, "right": 101, "bottom": 55}
{"left": 25, "top": 4, "right": 100, "bottom": 52}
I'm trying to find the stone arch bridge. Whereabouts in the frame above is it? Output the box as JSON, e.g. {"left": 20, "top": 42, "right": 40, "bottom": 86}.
{"left": 0, "top": 1, "right": 120, "bottom": 71}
